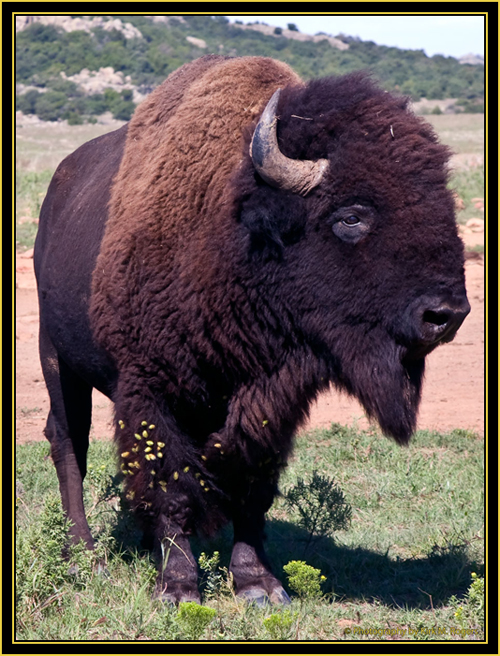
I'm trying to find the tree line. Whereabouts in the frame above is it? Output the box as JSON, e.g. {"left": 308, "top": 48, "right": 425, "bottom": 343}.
{"left": 16, "top": 15, "right": 484, "bottom": 123}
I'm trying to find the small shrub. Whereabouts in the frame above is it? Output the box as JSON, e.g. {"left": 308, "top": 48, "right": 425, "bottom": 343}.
{"left": 451, "top": 572, "right": 484, "bottom": 630}
{"left": 283, "top": 560, "right": 326, "bottom": 600}
{"left": 175, "top": 601, "right": 216, "bottom": 640}
{"left": 16, "top": 495, "right": 97, "bottom": 615}
{"left": 263, "top": 608, "right": 298, "bottom": 639}
{"left": 283, "top": 471, "right": 351, "bottom": 548}
{"left": 65, "top": 112, "right": 84, "bottom": 125}
{"left": 16, "top": 89, "right": 41, "bottom": 115}
{"left": 112, "top": 100, "right": 136, "bottom": 121}
{"left": 35, "top": 90, "right": 67, "bottom": 121}
{"left": 467, "top": 573, "right": 484, "bottom": 619}
{"left": 198, "top": 551, "right": 233, "bottom": 601}
{"left": 16, "top": 495, "right": 69, "bottom": 610}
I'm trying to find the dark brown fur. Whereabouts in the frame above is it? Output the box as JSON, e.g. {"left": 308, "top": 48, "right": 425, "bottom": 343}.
{"left": 35, "top": 56, "right": 469, "bottom": 604}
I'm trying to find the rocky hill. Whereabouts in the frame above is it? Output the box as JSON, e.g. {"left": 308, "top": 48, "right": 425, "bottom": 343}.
{"left": 15, "top": 15, "right": 142, "bottom": 39}
{"left": 16, "top": 15, "right": 484, "bottom": 124}
{"left": 229, "top": 20, "right": 349, "bottom": 50}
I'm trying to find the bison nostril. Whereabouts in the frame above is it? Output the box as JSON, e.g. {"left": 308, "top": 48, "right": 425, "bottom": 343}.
{"left": 422, "top": 309, "right": 452, "bottom": 327}
{"left": 418, "top": 300, "right": 470, "bottom": 344}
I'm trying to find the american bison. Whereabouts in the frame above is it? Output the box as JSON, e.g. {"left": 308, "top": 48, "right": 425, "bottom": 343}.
{"left": 34, "top": 55, "right": 470, "bottom": 605}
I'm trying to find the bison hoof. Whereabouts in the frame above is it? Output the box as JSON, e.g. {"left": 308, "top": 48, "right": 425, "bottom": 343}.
{"left": 94, "top": 560, "right": 110, "bottom": 577}
{"left": 67, "top": 559, "right": 109, "bottom": 578}
{"left": 238, "top": 588, "right": 270, "bottom": 607}
{"left": 269, "top": 587, "right": 291, "bottom": 606}
{"left": 153, "top": 582, "right": 201, "bottom": 606}
{"left": 238, "top": 586, "right": 291, "bottom": 607}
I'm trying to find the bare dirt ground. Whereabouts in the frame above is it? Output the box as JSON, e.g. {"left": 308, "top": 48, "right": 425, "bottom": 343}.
{"left": 16, "top": 232, "right": 484, "bottom": 445}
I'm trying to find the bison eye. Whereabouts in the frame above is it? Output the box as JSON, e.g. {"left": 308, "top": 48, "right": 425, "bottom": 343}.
{"left": 330, "top": 204, "right": 374, "bottom": 244}
{"left": 342, "top": 215, "right": 361, "bottom": 227}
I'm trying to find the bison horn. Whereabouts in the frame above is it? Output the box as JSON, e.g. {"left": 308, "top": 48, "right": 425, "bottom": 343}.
{"left": 250, "top": 89, "right": 329, "bottom": 196}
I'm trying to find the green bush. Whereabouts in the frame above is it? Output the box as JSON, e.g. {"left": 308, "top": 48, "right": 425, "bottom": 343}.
{"left": 466, "top": 573, "right": 485, "bottom": 623}
{"left": 34, "top": 91, "right": 67, "bottom": 121}
{"left": 263, "top": 608, "right": 298, "bottom": 639}
{"left": 450, "top": 572, "right": 484, "bottom": 631}
{"left": 283, "top": 471, "right": 351, "bottom": 547}
{"left": 198, "top": 551, "right": 233, "bottom": 601}
{"left": 175, "top": 602, "right": 217, "bottom": 640}
{"left": 456, "top": 98, "right": 484, "bottom": 113}
{"left": 283, "top": 560, "right": 326, "bottom": 599}
{"left": 86, "top": 94, "right": 108, "bottom": 115}
{"left": 112, "top": 99, "right": 136, "bottom": 121}
{"left": 65, "top": 112, "right": 84, "bottom": 125}
{"left": 102, "top": 88, "right": 136, "bottom": 120}
{"left": 45, "top": 77, "right": 79, "bottom": 95}
{"left": 16, "top": 89, "right": 41, "bottom": 114}
{"left": 16, "top": 495, "right": 97, "bottom": 614}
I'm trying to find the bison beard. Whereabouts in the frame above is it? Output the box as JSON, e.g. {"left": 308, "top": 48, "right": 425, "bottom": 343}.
{"left": 331, "top": 326, "right": 425, "bottom": 445}
{"left": 34, "top": 55, "right": 469, "bottom": 606}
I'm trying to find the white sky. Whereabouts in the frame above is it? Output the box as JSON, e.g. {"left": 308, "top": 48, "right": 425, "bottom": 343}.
{"left": 225, "top": 15, "right": 485, "bottom": 59}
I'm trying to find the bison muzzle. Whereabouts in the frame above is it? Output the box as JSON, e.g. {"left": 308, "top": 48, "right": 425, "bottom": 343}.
{"left": 34, "top": 55, "right": 470, "bottom": 605}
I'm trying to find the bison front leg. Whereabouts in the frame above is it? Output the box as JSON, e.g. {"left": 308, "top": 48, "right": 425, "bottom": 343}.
{"left": 207, "top": 378, "right": 299, "bottom": 605}
{"left": 114, "top": 395, "right": 207, "bottom": 604}
{"left": 122, "top": 471, "right": 201, "bottom": 605}
{"left": 128, "top": 482, "right": 201, "bottom": 605}
{"left": 230, "top": 484, "right": 290, "bottom": 606}
{"left": 150, "top": 503, "right": 200, "bottom": 605}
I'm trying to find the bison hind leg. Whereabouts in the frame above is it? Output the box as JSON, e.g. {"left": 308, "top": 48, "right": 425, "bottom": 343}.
{"left": 39, "top": 324, "right": 95, "bottom": 552}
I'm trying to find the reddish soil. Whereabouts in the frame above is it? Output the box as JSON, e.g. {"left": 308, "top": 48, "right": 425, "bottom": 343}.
{"left": 16, "top": 233, "right": 484, "bottom": 445}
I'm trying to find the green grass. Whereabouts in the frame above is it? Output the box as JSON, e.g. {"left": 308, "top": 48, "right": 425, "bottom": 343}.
{"left": 424, "top": 114, "right": 484, "bottom": 156}
{"left": 423, "top": 114, "right": 484, "bottom": 226}
{"left": 15, "top": 424, "right": 485, "bottom": 642}
{"left": 15, "top": 170, "right": 53, "bottom": 251}
{"left": 448, "top": 166, "right": 485, "bottom": 225}
{"left": 15, "top": 122, "right": 124, "bottom": 173}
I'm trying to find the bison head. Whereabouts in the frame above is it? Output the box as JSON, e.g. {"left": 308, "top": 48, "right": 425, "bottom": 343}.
{"left": 239, "top": 72, "right": 470, "bottom": 444}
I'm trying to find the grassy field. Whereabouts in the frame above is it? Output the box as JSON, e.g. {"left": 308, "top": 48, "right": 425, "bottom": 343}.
{"left": 15, "top": 424, "right": 484, "bottom": 642}
{"left": 424, "top": 113, "right": 484, "bottom": 158}
{"left": 424, "top": 113, "right": 485, "bottom": 225}
{"left": 15, "top": 113, "right": 484, "bottom": 252}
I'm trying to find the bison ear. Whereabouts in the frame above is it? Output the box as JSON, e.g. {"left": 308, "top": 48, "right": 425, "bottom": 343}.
{"left": 239, "top": 187, "right": 306, "bottom": 258}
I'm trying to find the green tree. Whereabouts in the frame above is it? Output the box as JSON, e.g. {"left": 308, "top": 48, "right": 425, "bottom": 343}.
{"left": 35, "top": 90, "right": 66, "bottom": 121}
{"left": 86, "top": 93, "right": 108, "bottom": 115}
{"left": 112, "top": 100, "right": 135, "bottom": 120}
{"left": 16, "top": 89, "right": 40, "bottom": 114}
